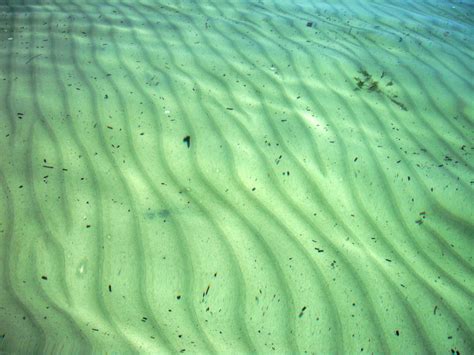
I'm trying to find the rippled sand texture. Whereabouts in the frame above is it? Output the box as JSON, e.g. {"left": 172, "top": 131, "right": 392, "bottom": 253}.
{"left": 0, "top": 0, "right": 473, "bottom": 353}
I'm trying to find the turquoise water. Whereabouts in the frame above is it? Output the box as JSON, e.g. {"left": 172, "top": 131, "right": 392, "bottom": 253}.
{"left": 0, "top": 0, "right": 473, "bottom": 353}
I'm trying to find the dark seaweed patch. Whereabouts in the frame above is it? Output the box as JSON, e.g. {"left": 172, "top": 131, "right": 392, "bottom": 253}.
{"left": 354, "top": 69, "right": 408, "bottom": 111}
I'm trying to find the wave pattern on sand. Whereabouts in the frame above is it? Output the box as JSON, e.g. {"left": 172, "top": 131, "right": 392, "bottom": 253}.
{"left": 0, "top": 0, "right": 473, "bottom": 353}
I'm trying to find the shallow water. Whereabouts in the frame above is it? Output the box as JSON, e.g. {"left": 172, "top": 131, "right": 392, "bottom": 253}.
{"left": 0, "top": 0, "right": 473, "bottom": 353}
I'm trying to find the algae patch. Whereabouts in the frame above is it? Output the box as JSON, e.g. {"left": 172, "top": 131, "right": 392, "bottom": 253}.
{"left": 354, "top": 69, "right": 408, "bottom": 111}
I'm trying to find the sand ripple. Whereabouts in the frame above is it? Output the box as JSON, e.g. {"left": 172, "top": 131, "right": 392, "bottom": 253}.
{"left": 0, "top": 0, "right": 473, "bottom": 353}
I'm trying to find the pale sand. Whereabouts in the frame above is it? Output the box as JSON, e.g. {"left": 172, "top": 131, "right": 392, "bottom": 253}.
{"left": 0, "top": 0, "right": 472, "bottom": 353}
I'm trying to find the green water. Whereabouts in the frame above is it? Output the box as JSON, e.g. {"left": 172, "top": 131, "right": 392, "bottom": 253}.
{"left": 0, "top": 0, "right": 473, "bottom": 353}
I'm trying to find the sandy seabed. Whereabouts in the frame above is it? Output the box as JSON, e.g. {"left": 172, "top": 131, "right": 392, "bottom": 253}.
{"left": 0, "top": 0, "right": 473, "bottom": 353}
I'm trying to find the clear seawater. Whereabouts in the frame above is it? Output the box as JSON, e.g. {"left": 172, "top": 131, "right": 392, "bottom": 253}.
{"left": 0, "top": 0, "right": 473, "bottom": 353}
